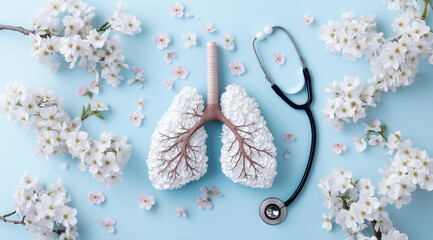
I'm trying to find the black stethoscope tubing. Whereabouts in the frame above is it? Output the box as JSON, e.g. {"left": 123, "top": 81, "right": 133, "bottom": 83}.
{"left": 271, "top": 69, "right": 316, "bottom": 207}
{"left": 252, "top": 26, "right": 317, "bottom": 224}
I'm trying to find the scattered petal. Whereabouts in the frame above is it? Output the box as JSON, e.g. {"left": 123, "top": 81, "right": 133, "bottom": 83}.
{"left": 202, "top": 22, "right": 216, "bottom": 33}
{"left": 200, "top": 186, "right": 208, "bottom": 193}
{"left": 88, "top": 190, "right": 105, "bottom": 205}
{"left": 88, "top": 80, "right": 99, "bottom": 94}
{"left": 185, "top": 13, "right": 193, "bottom": 18}
{"left": 331, "top": 142, "right": 346, "bottom": 154}
{"left": 197, "top": 194, "right": 212, "bottom": 209}
{"left": 283, "top": 133, "right": 295, "bottom": 142}
{"left": 165, "top": 51, "right": 176, "bottom": 63}
{"left": 59, "top": 162, "right": 70, "bottom": 170}
{"left": 229, "top": 61, "right": 245, "bottom": 76}
{"left": 165, "top": 79, "right": 174, "bottom": 90}
{"left": 274, "top": 52, "right": 286, "bottom": 66}
{"left": 76, "top": 85, "right": 87, "bottom": 96}
{"left": 304, "top": 14, "right": 314, "bottom": 25}
{"left": 127, "top": 67, "right": 145, "bottom": 88}
{"left": 171, "top": 65, "right": 189, "bottom": 80}
{"left": 153, "top": 32, "right": 171, "bottom": 50}
{"left": 137, "top": 193, "right": 155, "bottom": 210}
{"left": 284, "top": 150, "right": 291, "bottom": 160}
{"left": 168, "top": 3, "right": 184, "bottom": 18}
{"left": 177, "top": 207, "right": 186, "bottom": 217}
{"left": 128, "top": 110, "right": 144, "bottom": 127}
{"left": 210, "top": 185, "right": 222, "bottom": 197}
{"left": 100, "top": 217, "right": 115, "bottom": 233}
{"left": 132, "top": 66, "right": 144, "bottom": 75}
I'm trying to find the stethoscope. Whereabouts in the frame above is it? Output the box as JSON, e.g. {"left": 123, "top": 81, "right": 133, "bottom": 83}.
{"left": 252, "top": 26, "right": 317, "bottom": 225}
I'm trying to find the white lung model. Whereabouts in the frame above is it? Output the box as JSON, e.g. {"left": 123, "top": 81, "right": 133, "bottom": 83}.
{"left": 147, "top": 42, "right": 277, "bottom": 190}
{"left": 220, "top": 84, "right": 277, "bottom": 188}
{"left": 147, "top": 87, "right": 208, "bottom": 190}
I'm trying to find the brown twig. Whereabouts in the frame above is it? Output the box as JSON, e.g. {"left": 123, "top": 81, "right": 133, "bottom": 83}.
{"left": 371, "top": 220, "right": 382, "bottom": 240}
{"left": 0, "top": 24, "right": 33, "bottom": 35}
{"left": 1, "top": 210, "right": 65, "bottom": 236}
{"left": 0, "top": 211, "right": 25, "bottom": 225}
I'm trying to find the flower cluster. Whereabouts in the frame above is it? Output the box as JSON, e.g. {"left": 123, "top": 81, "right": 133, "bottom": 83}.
{"left": 197, "top": 185, "right": 222, "bottom": 209}
{"left": 354, "top": 119, "right": 433, "bottom": 209}
{"left": 319, "top": 169, "right": 407, "bottom": 240}
{"left": 0, "top": 82, "right": 132, "bottom": 188}
{"left": 319, "top": 11, "right": 382, "bottom": 62}
{"left": 321, "top": 6, "right": 433, "bottom": 131}
{"left": 29, "top": 0, "right": 141, "bottom": 88}
{"left": 383, "top": 0, "right": 418, "bottom": 11}
{"left": 323, "top": 76, "right": 375, "bottom": 131}
{"left": 13, "top": 172, "right": 78, "bottom": 240}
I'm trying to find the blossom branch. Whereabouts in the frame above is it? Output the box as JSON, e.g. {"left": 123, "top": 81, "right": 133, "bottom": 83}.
{"left": 0, "top": 24, "right": 33, "bottom": 35}
{"left": 371, "top": 220, "right": 382, "bottom": 240}
{"left": 0, "top": 211, "right": 24, "bottom": 225}
{"left": 0, "top": 211, "right": 66, "bottom": 236}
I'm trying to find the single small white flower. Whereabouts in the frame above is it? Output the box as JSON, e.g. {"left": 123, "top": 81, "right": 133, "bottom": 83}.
{"left": 222, "top": 32, "right": 235, "bottom": 51}
{"left": 87, "top": 29, "right": 110, "bottom": 48}
{"left": 182, "top": 30, "right": 197, "bottom": 48}
{"left": 128, "top": 110, "right": 144, "bottom": 127}
{"left": 135, "top": 97, "right": 146, "bottom": 110}
{"left": 153, "top": 32, "right": 171, "bottom": 50}
{"left": 168, "top": 3, "right": 184, "bottom": 18}
{"left": 89, "top": 99, "right": 109, "bottom": 112}
{"left": 353, "top": 137, "right": 367, "bottom": 152}
{"left": 202, "top": 23, "right": 216, "bottom": 33}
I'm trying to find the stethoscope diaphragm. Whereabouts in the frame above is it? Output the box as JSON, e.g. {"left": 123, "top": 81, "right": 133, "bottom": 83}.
{"left": 259, "top": 197, "right": 287, "bottom": 225}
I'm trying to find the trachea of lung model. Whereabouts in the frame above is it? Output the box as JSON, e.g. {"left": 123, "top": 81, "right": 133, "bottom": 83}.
{"left": 147, "top": 42, "right": 277, "bottom": 190}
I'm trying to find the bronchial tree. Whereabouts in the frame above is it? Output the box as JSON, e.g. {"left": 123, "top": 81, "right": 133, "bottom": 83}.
{"left": 0, "top": 0, "right": 141, "bottom": 90}
{"left": 0, "top": 172, "right": 79, "bottom": 240}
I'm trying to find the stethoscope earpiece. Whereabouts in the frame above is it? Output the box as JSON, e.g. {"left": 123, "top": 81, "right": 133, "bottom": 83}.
{"left": 259, "top": 197, "right": 287, "bottom": 225}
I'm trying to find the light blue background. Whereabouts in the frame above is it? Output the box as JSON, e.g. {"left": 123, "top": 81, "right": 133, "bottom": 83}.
{"left": 1, "top": 0, "right": 433, "bottom": 239}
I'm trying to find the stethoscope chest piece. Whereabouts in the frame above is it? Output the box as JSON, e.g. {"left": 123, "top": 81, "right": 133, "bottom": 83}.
{"left": 259, "top": 197, "right": 287, "bottom": 225}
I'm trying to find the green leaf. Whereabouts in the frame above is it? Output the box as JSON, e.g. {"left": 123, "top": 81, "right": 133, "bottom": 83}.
{"left": 382, "top": 124, "right": 387, "bottom": 133}
{"left": 81, "top": 106, "right": 85, "bottom": 118}
{"left": 93, "top": 111, "right": 104, "bottom": 119}
{"left": 99, "top": 22, "right": 109, "bottom": 30}
{"left": 86, "top": 91, "right": 93, "bottom": 99}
